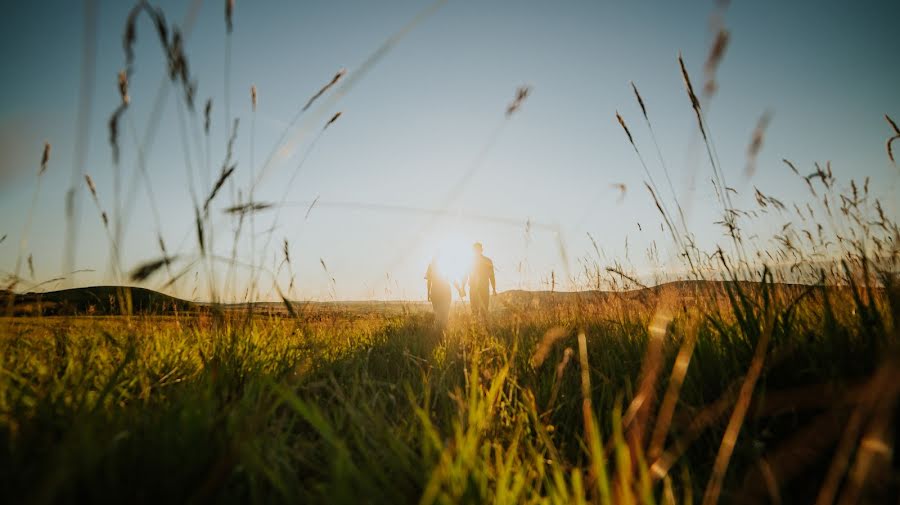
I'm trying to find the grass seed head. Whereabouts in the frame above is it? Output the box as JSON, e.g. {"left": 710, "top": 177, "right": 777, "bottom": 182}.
{"left": 745, "top": 110, "right": 773, "bottom": 178}
{"left": 630, "top": 81, "right": 648, "bottom": 120}
{"left": 205, "top": 164, "right": 237, "bottom": 213}
{"left": 324, "top": 111, "right": 342, "bottom": 129}
{"left": 616, "top": 111, "right": 635, "bottom": 145}
{"left": 204, "top": 99, "right": 213, "bottom": 135}
{"left": 123, "top": 4, "right": 141, "bottom": 68}
{"left": 194, "top": 206, "right": 205, "bottom": 255}
{"left": 886, "top": 115, "right": 899, "bottom": 164}
{"left": 84, "top": 174, "right": 98, "bottom": 200}
{"left": 703, "top": 29, "right": 730, "bottom": 97}
{"left": 130, "top": 256, "right": 176, "bottom": 282}
{"left": 506, "top": 85, "right": 531, "bottom": 117}
{"left": 117, "top": 70, "right": 130, "bottom": 105}
{"left": 303, "top": 68, "right": 347, "bottom": 112}
{"left": 226, "top": 0, "right": 235, "bottom": 33}
{"left": 108, "top": 105, "right": 126, "bottom": 164}
{"left": 39, "top": 142, "right": 51, "bottom": 176}
{"left": 679, "top": 53, "right": 707, "bottom": 140}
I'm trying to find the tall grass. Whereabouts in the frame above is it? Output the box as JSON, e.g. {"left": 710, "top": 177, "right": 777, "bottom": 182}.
{"left": 1, "top": 271, "right": 897, "bottom": 503}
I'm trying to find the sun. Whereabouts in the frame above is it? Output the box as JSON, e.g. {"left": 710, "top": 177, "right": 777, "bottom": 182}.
{"left": 430, "top": 235, "right": 473, "bottom": 284}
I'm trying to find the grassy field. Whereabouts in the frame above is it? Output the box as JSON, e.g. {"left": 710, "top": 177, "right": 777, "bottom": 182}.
{"left": 2, "top": 275, "right": 898, "bottom": 504}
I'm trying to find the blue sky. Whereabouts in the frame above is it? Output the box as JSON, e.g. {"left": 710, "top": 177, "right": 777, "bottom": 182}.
{"left": 1, "top": 0, "right": 898, "bottom": 301}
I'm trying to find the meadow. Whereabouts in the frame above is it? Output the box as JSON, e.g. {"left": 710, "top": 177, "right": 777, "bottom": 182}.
{"left": 2, "top": 270, "right": 898, "bottom": 504}
{"left": 2, "top": 1, "right": 900, "bottom": 504}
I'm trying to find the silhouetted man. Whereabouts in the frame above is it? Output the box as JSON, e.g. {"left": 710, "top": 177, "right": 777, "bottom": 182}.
{"left": 460, "top": 242, "right": 496, "bottom": 318}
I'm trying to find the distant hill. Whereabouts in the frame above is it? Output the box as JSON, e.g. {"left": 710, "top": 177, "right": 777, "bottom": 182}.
{"left": 494, "top": 280, "right": 822, "bottom": 308}
{"left": 7, "top": 286, "right": 198, "bottom": 316}
{"left": 5, "top": 280, "right": 827, "bottom": 317}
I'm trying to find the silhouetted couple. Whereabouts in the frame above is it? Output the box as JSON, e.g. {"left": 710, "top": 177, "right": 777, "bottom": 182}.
{"left": 425, "top": 242, "right": 496, "bottom": 328}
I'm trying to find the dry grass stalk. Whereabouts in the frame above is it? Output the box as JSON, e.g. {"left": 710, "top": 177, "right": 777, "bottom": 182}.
{"left": 745, "top": 110, "right": 773, "bottom": 178}
{"left": 324, "top": 111, "right": 342, "bottom": 130}
{"left": 225, "top": 0, "right": 234, "bottom": 33}
{"left": 304, "top": 195, "right": 320, "bottom": 220}
{"left": 623, "top": 308, "right": 671, "bottom": 451}
{"left": 541, "top": 347, "right": 574, "bottom": 419}
{"left": 124, "top": 4, "right": 196, "bottom": 109}
{"left": 204, "top": 119, "right": 240, "bottom": 212}
{"left": 577, "top": 330, "right": 592, "bottom": 433}
{"left": 194, "top": 206, "right": 205, "bottom": 255}
{"left": 39, "top": 142, "right": 51, "bottom": 176}
{"left": 130, "top": 256, "right": 176, "bottom": 282}
{"left": 84, "top": 174, "right": 109, "bottom": 228}
{"left": 630, "top": 82, "right": 648, "bottom": 121}
{"left": 276, "top": 284, "right": 296, "bottom": 317}
{"left": 251, "top": 85, "right": 257, "bottom": 111}
{"left": 157, "top": 235, "right": 168, "bottom": 257}
{"left": 84, "top": 174, "right": 98, "bottom": 200}
{"left": 117, "top": 70, "right": 130, "bottom": 105}
{"left": 701, "top": 302, "right": 776, "bottom": 505}
{"left": 27, "top": 254, "right": 34, "bottom": 279}
{"left": 610, "top": 183, "right": 627, "bottom": 204}
{"left": 204, "top": 165, "right": 236, "bottom": 213}
{"left": 783, "top": 158, "right": 799, "bottom": 175}
{"left": 703, "top": 29, "right": 730, "bottom": 97}
{"left": 319, "top": 258, "right": 337, "bottom": 286}
{"left": 506, "top": 85, "right": 531, "bottom": 117}
{"left": 123, "top": 3, "right": 142, "bottom": 70}
{"left": 223, "top": 202, "right": 272, "bottom": 215}
{"left": 530, "top": 327, "right": 568, "bottom": 368}
{"left": 629, "top": 81, "right": 689, "bottom": 240}
{"left": 649, "top": 316, "right": 698, "bottom": 460}
{"left": 107, "top": 105, "right": 127, "bottom": 165}
{"left": 616, "top": 111, "right": 635, "bottom": 145}
{"left": 815, "top": 357, "right": 900, "bottom": 505}
{"left": 303, "top": 69, "right": 346, "bottom": 112}
{"left": 606, "top": 266, "right": 647, "bottom": 290}
{"left": 204, "top": 99, "right": 212, "bottom": 135}
{"left": 167, "top": 29, "right": 196, "bottom": 108}
{"left": 886, "top": 114, "right": 899, "bottom": 164}
{"left": 678, "top": 54, "right": 706, "bottom": 141}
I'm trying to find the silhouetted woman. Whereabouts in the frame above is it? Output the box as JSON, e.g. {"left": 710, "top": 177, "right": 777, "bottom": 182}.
{"left": 425, "top": 257, "right": 451, "bottom": 329}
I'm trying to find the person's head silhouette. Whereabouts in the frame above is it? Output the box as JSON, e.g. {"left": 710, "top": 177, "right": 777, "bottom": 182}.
{"left": 473, "top": 242, "right": 483, "bottom": 255}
